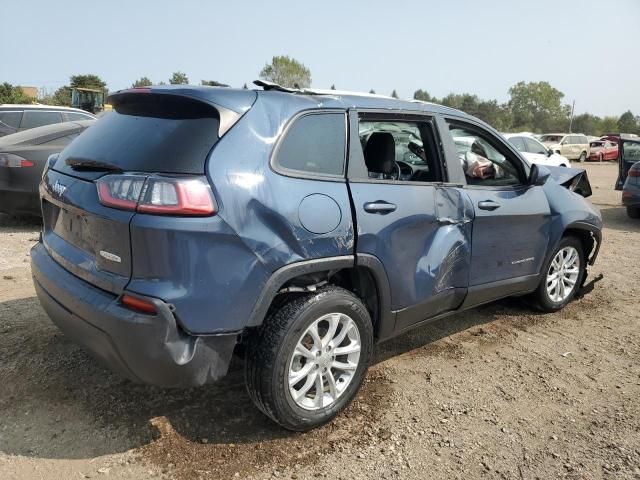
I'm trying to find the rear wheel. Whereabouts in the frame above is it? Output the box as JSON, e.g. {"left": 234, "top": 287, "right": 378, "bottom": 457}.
{"left": 244, "top": 286, "right": 373, "bottom": 431}
{"left": 627, "top": 206, "right": 640, "bottom": 219}
{"left": 578, "top": 152, "right": 587, "bottom": 163}
{"left": 530, "top": 236, "right": 586, "bottom": 312}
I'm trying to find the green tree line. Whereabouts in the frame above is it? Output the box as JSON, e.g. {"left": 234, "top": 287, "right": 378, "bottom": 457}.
{"left": 3, "top": 55, "right": 639, "bottom": 136}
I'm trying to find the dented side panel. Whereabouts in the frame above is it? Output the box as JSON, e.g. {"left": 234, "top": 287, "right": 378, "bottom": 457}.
{"left": 349, "top": 183, "right": 473, "bottom": 321}
{"left": 127, "top": 95, "right": 353, "bottom": 334}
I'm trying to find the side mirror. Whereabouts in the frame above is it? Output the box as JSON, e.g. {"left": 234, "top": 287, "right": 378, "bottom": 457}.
{"left": 547, "top": 148, "right": 554, "bottom": 157}
{"left": 529, "top": 163, "right": 551, "bottom": 186}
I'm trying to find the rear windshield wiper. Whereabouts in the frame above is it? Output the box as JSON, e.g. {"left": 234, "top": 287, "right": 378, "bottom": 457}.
{"left": 66, "top": 158, "right": 123, "bottom": 173}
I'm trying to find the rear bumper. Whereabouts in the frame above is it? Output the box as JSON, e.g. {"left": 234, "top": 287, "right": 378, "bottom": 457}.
{"left": 30, "top": 242, "right": 237, "bottom": 388}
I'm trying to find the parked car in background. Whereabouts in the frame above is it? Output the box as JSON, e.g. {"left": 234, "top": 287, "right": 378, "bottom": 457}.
{"left": 504, "top": 133, "right": 571, "bottom": 167}
{"left": 588, "top": 139, "right": 618, "bottom": 162}
{"left": 30, "top": 85, "right": 602, "bottom": 431}
{"left": 622, "top": 161, "right": 640, "bottom": 218}
{"left": 0, "top": 104, "right": 96, "bottom": 137}
{"left": 616, "top": 135, "right": 640, "bottom": 218}
{"left": 540, "top": 133, "right": 590, "bottom": 162}
{"left": 0, "top": 120, "right": 94, "bottom": 216}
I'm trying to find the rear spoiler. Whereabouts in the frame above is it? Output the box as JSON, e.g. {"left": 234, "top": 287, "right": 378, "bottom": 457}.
{"left": 546, "top": 166, "right": 592, "bottom": 198}
{"left": 108, "top": 86, "right": 257, "bottom": 137}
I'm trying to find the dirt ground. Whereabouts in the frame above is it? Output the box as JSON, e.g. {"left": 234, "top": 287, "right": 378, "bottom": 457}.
{"left": 1, "top": 163, "right": 638, "bottom": 480}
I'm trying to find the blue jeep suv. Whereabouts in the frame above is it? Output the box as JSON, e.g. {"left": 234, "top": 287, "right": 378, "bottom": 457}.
{"left": 30, "top": 83, "right": 602, "bottom": 431}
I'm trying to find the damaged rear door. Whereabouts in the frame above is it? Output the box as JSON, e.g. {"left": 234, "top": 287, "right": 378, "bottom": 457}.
{"left": 347, "top": 111, "right": 473, "bottom": 333}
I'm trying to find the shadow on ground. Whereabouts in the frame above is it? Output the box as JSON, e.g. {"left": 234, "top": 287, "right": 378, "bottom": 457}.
{"left": 0, "top": 213, "right": 41, "bottom": 233}
{"left": 598, "top": 205, "right": 640, "bottom": 233}
{"left": 0, "top": 292, "right": 537, "bottom": 462}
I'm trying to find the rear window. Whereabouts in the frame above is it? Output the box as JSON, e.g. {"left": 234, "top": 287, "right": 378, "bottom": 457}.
{"left": 54, "top": 94, "right": 220, "bottom": 176}
{"left": 21, "top": 111, "right": 63, "bottom": 129}
{"left": 0, "top": 111, "right": 22, "bottom": 129}
{"left": 273, "top": 112, "right": 346, "bottom": 177}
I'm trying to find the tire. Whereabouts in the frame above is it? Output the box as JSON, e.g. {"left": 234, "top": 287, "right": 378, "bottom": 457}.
{"left": 530, "top": 236, "right": 586, "bottom": 312}
{"left": 627, "top": 206, "right": 640, "bottom": 219}
{"left": 578, "top": 152, "right": 587, "bottom": 163}
{"left": 244, "top": 286, "right": 373, "bottom": 431}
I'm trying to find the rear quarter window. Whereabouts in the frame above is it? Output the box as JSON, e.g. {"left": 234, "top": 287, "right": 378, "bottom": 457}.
{"left": 273, "top": 112, "right": 346, "bottom": 178}
{"left": 65, "top": 112, "right": 94, "bottom": 121}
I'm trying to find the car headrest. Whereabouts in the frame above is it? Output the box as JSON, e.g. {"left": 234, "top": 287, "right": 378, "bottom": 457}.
{"left": 364, "top": 132, "right": 395, "bottom": 175}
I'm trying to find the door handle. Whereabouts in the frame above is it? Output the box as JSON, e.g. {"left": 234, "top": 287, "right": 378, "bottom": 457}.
{"left": 363, "top": 201, "right": 397, "bottom": 214}
{"left": 477, "top": 200, "right": 500, "bottom": 211}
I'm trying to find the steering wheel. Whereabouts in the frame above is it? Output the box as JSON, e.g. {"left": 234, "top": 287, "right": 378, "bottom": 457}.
{"left": 395, "top": 160, "right": 413, "bottom": 180}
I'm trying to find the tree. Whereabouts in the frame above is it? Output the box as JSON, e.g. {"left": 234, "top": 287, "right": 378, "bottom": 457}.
{"left": 70, "top": 74, "right": 107, "bottom": 90}
{"left": 618, "top": 110, "right": 637, "bottom": 134}
{"left": 369, "top": 89, "right": 376, "bottom": 94}
{"left": 132, "top": 77, "right": 152, "bottom": 88}
{"left": 330, "top": 84, "right": 336, "bottom": 90}
{"left": 391, "top": 90, "right": 399, "bottom": 99}
{"left": 508, "top": 81, "right": 569, "bottom": 132}
{"left": 201, "top": 80, "right": 229, "bottom": 87}
{"left": 0, "top": 83, "right": 33, "bottom": 104}
{"left": 38, "top": 74, "right": 108, "bottom": 107}
{"left": 259, "top": 55, "right": 311, "bottom": 89}
{"left": 413, "top": 89, "right": 432, "bottom": 102}
{"left": 598, "top": 116, "right": 619, "bottom": 136}
{"left": 571, "top": 113, "right": 601, "bottom": 136}
{"left": 169, "top": 71, "right": 189, "bottom": 85}
{"left": 242, "top": 83, "right": 248, "bottom": 89}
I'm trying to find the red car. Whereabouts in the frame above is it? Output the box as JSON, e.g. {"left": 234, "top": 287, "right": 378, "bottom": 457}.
{"left": 589, "top": 138, "right": 618, "bottom": 162}
{"left": 589, "top": 139, "right": 619, "bottom": 161}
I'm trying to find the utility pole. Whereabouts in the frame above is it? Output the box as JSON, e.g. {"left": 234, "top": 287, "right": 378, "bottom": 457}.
{"left": 569, "top": 100, "right": 576, "bottom": 133}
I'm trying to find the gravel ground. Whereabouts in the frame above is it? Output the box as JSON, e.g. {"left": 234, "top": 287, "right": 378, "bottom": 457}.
{"left": 1, "top": 163, "right": 638, "bottom": 480}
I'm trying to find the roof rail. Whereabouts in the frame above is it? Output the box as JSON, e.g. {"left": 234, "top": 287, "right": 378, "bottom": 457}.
{"left": 253, "top": 80, "right": 393, "bottom": 99}
{"left": 253, "top": 80, "right": 300, "bottom": 93}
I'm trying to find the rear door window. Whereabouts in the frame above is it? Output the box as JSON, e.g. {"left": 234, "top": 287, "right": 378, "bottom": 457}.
{"left": 273, "top": 112, "right": 346, "bottom": 177}
{"left": 20, "top": 111, "right": 63, "bottom": 129}
{"left": 0, "top": 111, "right": 22, "bottom": 129}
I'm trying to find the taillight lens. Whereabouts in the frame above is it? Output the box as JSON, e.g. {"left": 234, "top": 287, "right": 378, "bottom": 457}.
{"left": 96, "top": 174, "right": 216, "bottom": 216}
{"left": 0, "top": 153, "right": 33, "bottom": 167}
{"left": 628, "top": 166, "right": 640, "bottom": 177}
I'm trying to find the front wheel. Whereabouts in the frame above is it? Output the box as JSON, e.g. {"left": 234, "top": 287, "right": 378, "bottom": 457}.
{"left": 244, "top": 286, "right": 373, "bottom": 431}
{"left": 530, "top": 236, "right": 586, "bottom": 312}
{"left": 578, "top": 152, "right": 587, "bottom": 163}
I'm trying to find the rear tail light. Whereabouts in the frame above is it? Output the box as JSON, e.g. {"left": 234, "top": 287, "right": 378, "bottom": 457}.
{"left": 121, "top": 294, "right": 157, "bottom": 314}
{"left": 628, "top": 167, "right": 640, "bottom": 177}
{"left": 96, "top": 174, "right": 216, "bottom": 216}
{"left": 0, "top": 153, "right": 33, "bottom": 167}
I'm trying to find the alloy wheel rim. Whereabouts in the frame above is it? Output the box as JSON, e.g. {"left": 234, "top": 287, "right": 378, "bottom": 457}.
{"left": 546, "top": 246, "right": 580, "bottom": 303}
{"left": 287, "top": 313, "right": 361, "bottom": 411}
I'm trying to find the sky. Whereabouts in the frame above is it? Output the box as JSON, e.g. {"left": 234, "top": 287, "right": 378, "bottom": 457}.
{"left": 2, "top": 0, "right": 639, "bottom": 117}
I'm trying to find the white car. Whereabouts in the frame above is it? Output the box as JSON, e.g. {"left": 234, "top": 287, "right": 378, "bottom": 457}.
{"left": 503, "top": 133, "right": 571, "bottom": 168}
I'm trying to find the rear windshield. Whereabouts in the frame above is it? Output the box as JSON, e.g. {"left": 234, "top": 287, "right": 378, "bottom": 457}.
{"left": 54, "top": 94, "right": 220, "bottom": 177}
